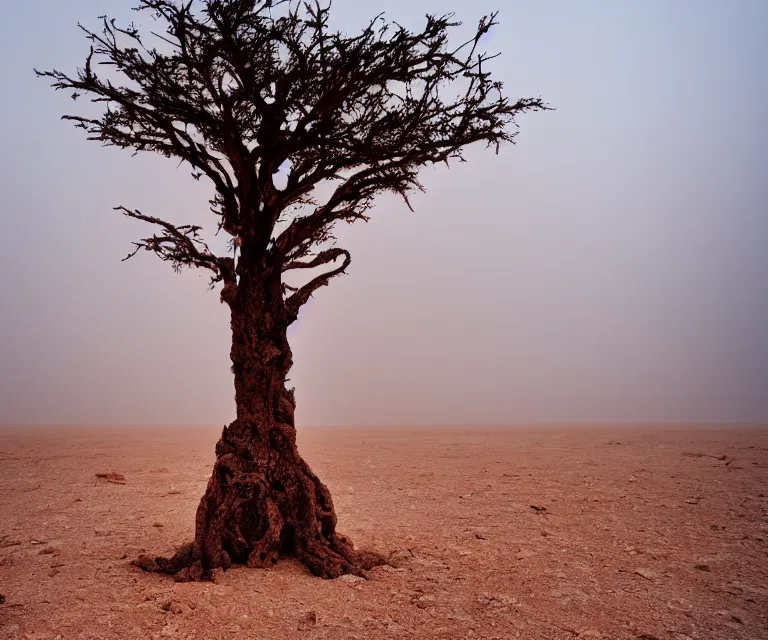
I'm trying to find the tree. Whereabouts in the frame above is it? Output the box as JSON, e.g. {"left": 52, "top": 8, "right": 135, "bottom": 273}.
{"left": 37, "top": 0, "right": 547, "bottom": 581}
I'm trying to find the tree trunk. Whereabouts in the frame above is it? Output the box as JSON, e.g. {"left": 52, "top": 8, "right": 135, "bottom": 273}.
{"left": 134, "top": 277, "right": 383, "bottom": 580}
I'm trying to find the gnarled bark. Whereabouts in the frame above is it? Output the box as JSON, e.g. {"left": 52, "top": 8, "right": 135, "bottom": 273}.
{"left": 134, "top": 278, "right": 384, "bottom": 580}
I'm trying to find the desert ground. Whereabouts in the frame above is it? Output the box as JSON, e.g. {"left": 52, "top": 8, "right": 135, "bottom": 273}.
{"left": 0, "top": 425, "right": 766, "bottom": 640}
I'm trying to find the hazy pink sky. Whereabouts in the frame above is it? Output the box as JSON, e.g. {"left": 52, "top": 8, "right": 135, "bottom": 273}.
{"left": 1, "top": 1, "right": 766, "bottom": 426}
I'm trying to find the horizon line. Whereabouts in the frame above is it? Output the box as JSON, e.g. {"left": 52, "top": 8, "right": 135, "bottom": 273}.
{"left": 1, "top": 422, "right": 767, "bottom": 429}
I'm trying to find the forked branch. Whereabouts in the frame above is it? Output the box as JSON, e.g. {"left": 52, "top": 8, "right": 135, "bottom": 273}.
{"left": 284, "top": 248, "right": 351, "bottom": 320}
{"left": 117, "top": 206, "right": 234, "bottom": 286}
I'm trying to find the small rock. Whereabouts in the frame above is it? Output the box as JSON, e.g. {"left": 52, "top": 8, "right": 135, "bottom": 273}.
{"left": 0, "top": 594, "right": 4, "bottom": 604}
{"left": 475, "top": 531, "right": 487, "bottom": 540}
{"left": 634, "top": 568, "right": 658, "bottom": 581}
{"left": 376, "top": 564, "right": 398, "bottom": 573}
{"left": 48, "top": 568, "right": 59, "bottom": 577}
{"left": 483, "top": 594, "right": 517, "bottom": 607}
{"left": 94, "top": 529, "right": 111, "bottom": 537}
{"left": 2, "top": 623, "right": 20, "bottom": 636}
{"left": 578, "top": 631, "right": 603, "bottom": 639}
{"left": 530, "top": 505, "right": 547, "bottom": 513}
{"left": 95, "top": 472, "right": 126, "bottom": 485}
{"left": 628, "top": 476, "right": 638, "bottom": 483}
{"left": 338, "top": 574, "right": 365, "bottom": 584}
{"left": 387, "top": 619, "right": 405, "bottom": 633}
{"left": 684, "top": 498, "right": 698, "bottom": 505}
{"left": 160, "top": 600, "right": 172, "bottom": 612}
{"left": 693, "top": 563, "right": 711, "bottom": 572}
{"left": 416, "top": 594, "right": 436, "bottom": 609}
{"left": 153, "top": 522, "right": 164, "bottom": 528}
{"left": 298, "top": 610, "right": 317, "bottom": 629}
{"left": 541, "top": 530, "right": 551, "bottom": 537}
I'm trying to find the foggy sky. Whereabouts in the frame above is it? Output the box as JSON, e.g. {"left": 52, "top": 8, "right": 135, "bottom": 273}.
{"left": 1, "top": 1, "right": 766, "bottom": 426}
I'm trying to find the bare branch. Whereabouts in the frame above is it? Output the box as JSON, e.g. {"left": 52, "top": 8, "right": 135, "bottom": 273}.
{"left": 284, "top": 249, "right": 351, "bottom": 321}
{"left": 38, "top": 0, "right": 548, "bottom": 319}
{"left": 283, "top": 247, "right": 349, "bottom": 272}
{"left": 116, "top": 206, "right": 234, "bottom": 288}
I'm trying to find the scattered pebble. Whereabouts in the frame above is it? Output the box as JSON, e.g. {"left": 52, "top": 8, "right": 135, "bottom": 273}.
{"left": 95, "top": 472, "right": 126, "bottom": 485}
{"left": 298, "top": 609, "right": 317, "bottom": 629}
{"left": 634, "top": 568, "right": 658, "bottom": 581}
{"left": 478, "top": 593, "right": 517, "bottom": 608}
{"left": 416, "top": 594, "right": 436, "bottom": 609}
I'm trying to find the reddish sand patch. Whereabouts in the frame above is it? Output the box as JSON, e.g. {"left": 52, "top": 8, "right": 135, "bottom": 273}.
{"left": 0, "top": 425, "right": 766, "bottom": 639}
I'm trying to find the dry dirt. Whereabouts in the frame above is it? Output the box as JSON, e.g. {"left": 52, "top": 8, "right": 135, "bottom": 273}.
{"left": 1, "top": 425, "right": 767, "bottom": 640}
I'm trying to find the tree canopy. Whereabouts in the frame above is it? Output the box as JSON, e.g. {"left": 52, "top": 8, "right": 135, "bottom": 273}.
{"left": 37, "top": 0, "right": 546, "bottom": 322}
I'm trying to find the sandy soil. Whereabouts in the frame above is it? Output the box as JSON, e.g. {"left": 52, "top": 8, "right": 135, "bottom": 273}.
{"left": 0, "top": 425, "right": 766, "bottom": 640}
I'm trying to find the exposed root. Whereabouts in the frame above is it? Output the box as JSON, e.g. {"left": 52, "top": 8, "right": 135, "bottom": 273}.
{"left": 132, "top": 419, "right": 387, "bottom": 581}
{"left": 134, "top": 534, "right": 385, "bottom": 581}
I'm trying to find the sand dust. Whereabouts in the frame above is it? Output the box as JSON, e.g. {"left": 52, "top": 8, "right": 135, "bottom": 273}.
{"left": 0, "top": 425, "right": 766, "bottom": 639}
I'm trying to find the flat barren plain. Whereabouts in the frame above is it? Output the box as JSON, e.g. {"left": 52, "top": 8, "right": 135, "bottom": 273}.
{"left": 1, "top": 425, "right": 766, "bottom": 640}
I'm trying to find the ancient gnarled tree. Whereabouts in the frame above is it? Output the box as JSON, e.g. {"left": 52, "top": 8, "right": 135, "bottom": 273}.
{"left": 38, "top": 0, "right": 546, "bottom": 580}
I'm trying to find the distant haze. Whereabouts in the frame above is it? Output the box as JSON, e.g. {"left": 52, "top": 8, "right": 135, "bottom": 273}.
{"left": 1, "top": 1, "right": 766, "bottom": 426}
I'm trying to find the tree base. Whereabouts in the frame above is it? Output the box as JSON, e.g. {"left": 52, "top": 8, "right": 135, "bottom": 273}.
{"left": 132, "top": 419, "right": 386, "bottom": 581}
{"left": 133, "top": 534, "right": 386, "bottom": 582}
